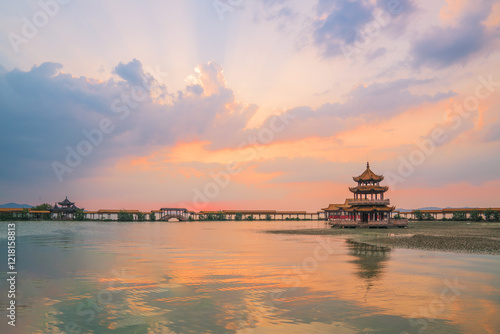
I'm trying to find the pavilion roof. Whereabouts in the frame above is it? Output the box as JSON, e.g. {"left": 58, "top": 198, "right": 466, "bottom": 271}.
{"left": 441, "top": 208, "right": 500, "bottom": 212}
{"left": 416, "top": 209, "right": 443, "bottom": 213}
{"left": 321, "top": 204, "right": 343, "bottom": 211}
{"left": 345, "top": 206, "right": 395, "bottom": 212}
{"left": 58, "top": 196, "right": 75, "bottom": 206}
{"left": 276, "top": 211, "right": 307, "bottom": 214}
{"left": 97, "top": 209, "right": 140, "bottom": 213}
{"left": 349, "top": 185, "right": 388, "bottom": 193}
{"left": 321, "top": 203, "right": 352, "bottom": 211}
{"left": 160, "top": 208, "right": 188, "bottom": 212}
{"left": 223, "top": 210, "right": 276, "bottom": 214}
{"left": 0, "top": 208, "right": 25, "bottom": 212}
{"left": 353, "top": 162, "right": 384, "bottom": 182}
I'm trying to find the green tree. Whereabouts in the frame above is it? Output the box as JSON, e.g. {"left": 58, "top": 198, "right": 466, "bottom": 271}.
{"left": 414, "top": 210, "right": 423, "bottom": 221}
{"left": 118, "top": 210, "right": 134, "bottom": 221}
{"left": 216, "top": 210, "right": 226, "bottom": 221}
{"left": 493, "top": 211, "right": 500, "bottom": 221}
{"left": 246, "top": 215, "right": 254, "bottom": 221}
{"left": 74, "top": 209, "right": 85, "bottom": 221}
{"left": 33, "top": 203, "right": 53, "bottom": 220}
{"left": 452, "top": 211, "right": 466, "bottom": 221}
{"left": 483, "top": 208, "right": 494, "bottom": 221}
{"left": 235, "top": 213, "right": 242, "bottom": 221}
{"left": 149, "top": 212, "right": 156, "bottom": 221}
{"left": 21, "top": 208, "right": 30, "bottom": 220}
{"left": 266, "top": 214, "right": 272, "bottom": 221}
{"left": 0, "top": 212, "right": 13, "bottom": 221}
{"left": 423, "top": 212, "right": 434, "bottom": 220}
{"left": 0, "top": 207, "right": 32, "bottom": 221}
{"left": 469, "top": 209, "right": 482, "bottom": 221}
{"left": 33, "top": 203, "right": 52, "bottom": 211}
{"left": 137, "top": 212, "right": 146, "bottom": 221}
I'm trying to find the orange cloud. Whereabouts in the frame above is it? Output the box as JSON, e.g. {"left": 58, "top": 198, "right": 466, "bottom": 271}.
{"left": 440, "top": 0, "right": 468, "bottom": 25}
{"left": 485, "top": 2, "right": 500, "bottom": 27}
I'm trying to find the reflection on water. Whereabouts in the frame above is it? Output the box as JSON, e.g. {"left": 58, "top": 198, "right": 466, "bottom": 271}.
{"left": 347, "top": 240, "right": 391, "bottom": 280}
{"left": 30, "top": 232, "right": 78, "bottom": 249}
{"left": 346, "top": 240, "right": 391, "bottom": 301}
{"left": 0, "top": 221, "right": 499, "bottom": 333}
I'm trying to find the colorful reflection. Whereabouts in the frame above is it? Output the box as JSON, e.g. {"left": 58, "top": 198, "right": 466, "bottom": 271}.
{"left": 0, "top": 221, "right": 499, "bottom": 333}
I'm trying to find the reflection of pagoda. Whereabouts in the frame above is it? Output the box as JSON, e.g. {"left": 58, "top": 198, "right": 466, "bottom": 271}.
{"left": 346, "top": 240, "right": 391, "bottom": 300}
{"left": 346, "top": 240, "right": 391, "bottom": 280}
{"left": 51, "top": 196, "right": 80, "bottom": 219}
{"left": 322, "top": 162, "right": 406, "bottom": 227}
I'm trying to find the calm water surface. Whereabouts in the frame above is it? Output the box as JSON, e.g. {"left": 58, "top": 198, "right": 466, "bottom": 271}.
{"left": 0, "top": 221, "right": 499, "bottom": 333}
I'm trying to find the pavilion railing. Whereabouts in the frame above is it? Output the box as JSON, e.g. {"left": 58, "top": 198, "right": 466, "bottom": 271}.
{"left": 329, "top": 219, "right": 357, "bottom": 223}
{"left": 349, "top": 199, "right": 390, "bottom": 205}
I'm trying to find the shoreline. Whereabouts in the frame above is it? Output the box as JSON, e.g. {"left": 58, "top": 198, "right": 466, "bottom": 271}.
{"left": 265, "top": 221, "right": 500, "bottom": 256}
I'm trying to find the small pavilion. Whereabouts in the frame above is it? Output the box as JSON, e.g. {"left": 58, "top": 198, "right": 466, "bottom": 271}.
{"left": 51, "top": 196, "right": 80, "bottom": 219}
{"left": 159, "top": 208, "right": 189, "bottom": 221}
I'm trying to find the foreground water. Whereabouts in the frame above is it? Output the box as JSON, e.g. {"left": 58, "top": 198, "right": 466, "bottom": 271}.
{"left": 0, "top": 221, "right": 499, "bottom": 334}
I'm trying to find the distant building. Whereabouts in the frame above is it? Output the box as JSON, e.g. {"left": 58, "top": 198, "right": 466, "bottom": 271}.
{"left": 51, "top": 196, "right": 80, "bottom": 219}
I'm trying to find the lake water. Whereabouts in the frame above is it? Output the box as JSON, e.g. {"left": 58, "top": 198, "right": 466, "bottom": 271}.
{"left": 1, "top": 221, "right": 499, "bottom": 333}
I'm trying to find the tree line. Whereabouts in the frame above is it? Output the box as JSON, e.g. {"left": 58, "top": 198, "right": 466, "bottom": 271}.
{"left": 411, "top": 209, "right": 500, "bottom": 222}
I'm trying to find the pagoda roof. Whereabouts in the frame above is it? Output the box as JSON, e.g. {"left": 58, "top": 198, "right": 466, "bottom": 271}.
{"left": 345, "top": 206, "right": 395, "bottom": 212}
{"left": 58, "top": 196, "right": 75, "bottom": 206}
{"left": 349, "top": 185, "right": 388, "bottom": 193}
{"left": 353, "top": 162, "right": 384, "bottom": 182}
{"left": 322, "top": 199, "right": 352, "bottom": 211}
{"left": 322, "top": 204, "right": 344, "bottom": 211}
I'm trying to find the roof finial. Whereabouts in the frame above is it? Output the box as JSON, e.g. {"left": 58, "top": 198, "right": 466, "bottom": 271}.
{"left": 367, "top": 162, "right": 370, "bottom": 168}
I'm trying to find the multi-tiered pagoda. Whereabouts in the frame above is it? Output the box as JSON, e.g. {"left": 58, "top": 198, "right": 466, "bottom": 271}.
{"left": 348, "top": 162, "right": 393, "bottom": 222}
{"left": 322, "top": 162, "right": 406, "bottom": 227}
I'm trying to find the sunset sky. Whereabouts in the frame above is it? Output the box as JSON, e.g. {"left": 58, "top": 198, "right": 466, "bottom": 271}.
{"left": 1, "top": 0, "right": 499, "bottom": 211}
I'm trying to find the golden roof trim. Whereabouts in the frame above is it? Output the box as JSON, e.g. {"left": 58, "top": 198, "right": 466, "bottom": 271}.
{"left": 353, "top": 162, "right": 384, "bottom": 182}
